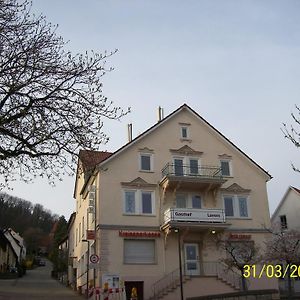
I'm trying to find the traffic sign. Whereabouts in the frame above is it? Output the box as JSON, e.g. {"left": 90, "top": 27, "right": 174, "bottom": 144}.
{"left": 90, "top": 254, "right": 99, "bottom": 264}
{"left": 89, "top": 263, "right": 101, "bottom": 269}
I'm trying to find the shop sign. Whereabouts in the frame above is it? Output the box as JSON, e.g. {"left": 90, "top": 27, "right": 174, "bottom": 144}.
{"left": 119, "top": 230, "right": 160, "bottom": 238}
{"left": 166, "top": 208, "right": 225, "bottom": 223}
{"left": 86, "top": 230, "right": 96, "bottom": 240}
{"left": 229, "top": 233, "right": 251, "bottom": 240}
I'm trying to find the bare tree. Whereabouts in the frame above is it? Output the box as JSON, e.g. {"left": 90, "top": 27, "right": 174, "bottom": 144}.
{"left": 264, "top": 228, "right": 300, "bottom": 297}
{"left": 0, "top": 0, "right": 129, "bottom": 187}
{"left": 217, "top": 237, "right": 259, "bottom": 291}
{"left": 282, "top": 105, "right": 300, "bottom": 172}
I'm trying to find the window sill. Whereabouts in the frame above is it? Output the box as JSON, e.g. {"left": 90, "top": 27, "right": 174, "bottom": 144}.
{"left": 123, "top": 262, "right": 157, "bottom": 265}
{"left": 225, "top": 217, "right": 252, "bottom": 220}
{"left": 139, "top": 170, "right": 154, "bottom": 173}
{"left": 180, "top": 138, "right": 192, "bottom": 143}
{"left": 123, "top": 213, "right": 156, "bottom": 217}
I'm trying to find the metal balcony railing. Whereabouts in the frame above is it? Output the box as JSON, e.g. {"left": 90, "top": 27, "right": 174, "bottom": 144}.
{"left": 162, "top": 163, "right": 223, "bottom": 180}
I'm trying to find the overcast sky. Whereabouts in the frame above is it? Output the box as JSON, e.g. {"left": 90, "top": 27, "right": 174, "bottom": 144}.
{"left": 3, "top": 0, "right": 300, "bottom": 218}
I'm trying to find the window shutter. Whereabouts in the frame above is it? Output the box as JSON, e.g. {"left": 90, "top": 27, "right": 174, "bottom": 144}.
{"left": 124, "top": 240, "right": 155, "bottom": 264}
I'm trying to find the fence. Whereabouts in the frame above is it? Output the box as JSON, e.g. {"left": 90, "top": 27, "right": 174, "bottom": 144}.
{"left": 86, "top": 287, "right": 126, "bottom": 300}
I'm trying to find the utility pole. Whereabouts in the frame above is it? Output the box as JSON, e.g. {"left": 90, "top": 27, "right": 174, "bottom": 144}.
{"left": 175, "top": 228, "right": 184, "bottom": 300}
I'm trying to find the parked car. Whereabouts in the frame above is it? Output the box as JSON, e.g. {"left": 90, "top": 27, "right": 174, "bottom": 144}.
{"left": 38, "top": 260, "right": 46, "bottom": 266}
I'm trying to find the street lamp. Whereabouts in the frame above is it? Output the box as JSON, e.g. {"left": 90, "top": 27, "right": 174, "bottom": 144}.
{"left": 82, "top": 239, "right": 90, "bottom": 299}
{"left": 174, "top": 228, "right": 184, "bottom": 300}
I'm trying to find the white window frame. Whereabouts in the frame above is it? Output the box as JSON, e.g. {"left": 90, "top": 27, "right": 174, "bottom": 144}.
{"left": 139, "top": 153, "right": 153, "bottom": 172}
{"left": 173, "top": 156, "right": 201, "bottom": 176}
{"left": 181, "top": 126, "right": 189, "bottom": 139}
{"left": 175, "top": 193, "right": 202, "bottom": 209}
{"left": 220, "top": 160, "right": 232, "bottom": 177}
{"left": 123, "top": 189, "right": 155, "bottom": 216}
{"left": 223, "top": 195, "right": 250, "bottom": 219}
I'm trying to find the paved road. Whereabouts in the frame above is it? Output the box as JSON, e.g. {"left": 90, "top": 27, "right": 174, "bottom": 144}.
{"left": 0, "top": 260, "right": 83, "bottom": 300}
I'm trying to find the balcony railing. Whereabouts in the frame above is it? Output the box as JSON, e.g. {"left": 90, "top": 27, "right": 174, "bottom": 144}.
{"left": 162, "top": 163, "right": 223, "bottom": 180}
{"left": 164, "top": 208, "right": 226, "bottom": 224}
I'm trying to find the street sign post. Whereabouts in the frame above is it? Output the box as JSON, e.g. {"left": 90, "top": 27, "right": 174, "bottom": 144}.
{"left": 89, "top": 254, "right": 100, "bottom": 269}
{"left": 88, "top": 263, "right": 101, "bottom": 269}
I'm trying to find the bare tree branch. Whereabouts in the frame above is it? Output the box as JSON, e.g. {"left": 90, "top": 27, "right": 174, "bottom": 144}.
{"left": 0, "top": 0, "right": 130, "bottom": 187}
{"left": 282, "top": 105, "right": 300, "bottom": 172}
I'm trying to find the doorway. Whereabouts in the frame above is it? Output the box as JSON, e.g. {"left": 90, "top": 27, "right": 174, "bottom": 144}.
{"left": 124, "top": 281, "right": 144, "bottom": 300}
{"left": 184, "top": 243, "right": 200, "bottom": 276}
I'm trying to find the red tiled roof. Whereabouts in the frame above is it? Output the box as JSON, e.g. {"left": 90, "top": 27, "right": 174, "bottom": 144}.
{"left": 79, "top": 150, "right": 113, "bottom": 172}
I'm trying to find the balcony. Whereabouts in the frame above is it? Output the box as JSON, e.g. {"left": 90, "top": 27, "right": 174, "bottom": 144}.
{"left": 160, "top": 163, "right": 227, "bottom": 191}
{"left": 161, "top": 208, "right": 228, "bottom": 230}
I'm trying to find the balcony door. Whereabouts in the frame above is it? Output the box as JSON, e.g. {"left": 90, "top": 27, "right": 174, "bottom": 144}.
{"left": 174, "top": 158, "right": 184, "bottom": 176}
{"left": 184, "top": 243, "right": 200, "bottom": 276}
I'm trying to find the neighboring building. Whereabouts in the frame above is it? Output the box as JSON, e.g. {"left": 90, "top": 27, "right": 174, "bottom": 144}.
{"left": 271, "top": 186, "right": 300, "bottom": 231}
{"left": 57, "top": 212, "right": 77, "bottom": 289}
{"left": 72, "top": 104, "right": 278, "bottom": 299}
{"left": 271, "top": 186, "right": 300, "bottom": 294}
{"left": 0, "top": 229, "right": 18, "bottom": 273}
{"left": 3, "top": 228, "right": 26, "bottom": 263}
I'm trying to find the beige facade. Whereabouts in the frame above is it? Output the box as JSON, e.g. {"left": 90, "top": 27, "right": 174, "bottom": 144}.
{"left": 72, "top": 104, "right": 278, "bottom": 299}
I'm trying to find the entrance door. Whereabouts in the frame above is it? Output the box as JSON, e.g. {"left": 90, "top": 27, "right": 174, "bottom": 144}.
{"left": 125, "top": 281, "right": 144, "bottom": 300}
{"left": 184, "top": 243, "right": 200, "bottom": 275}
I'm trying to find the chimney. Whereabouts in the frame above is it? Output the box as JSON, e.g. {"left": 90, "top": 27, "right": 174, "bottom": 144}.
{"left": 157, "top": 106, "right": 164, "bottom": 122}
{"left": 127, "top": 123, "right": 132, "bottom": 142}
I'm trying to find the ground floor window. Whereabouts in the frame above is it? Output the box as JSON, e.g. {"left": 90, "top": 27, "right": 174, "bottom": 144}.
{"left": 124, "top": 239, "right": 155, "bottom": 264}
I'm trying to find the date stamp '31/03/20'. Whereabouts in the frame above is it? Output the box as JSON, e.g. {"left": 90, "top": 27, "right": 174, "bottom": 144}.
{"left": 243, "top": 264, "right": 300, "bottom": 279}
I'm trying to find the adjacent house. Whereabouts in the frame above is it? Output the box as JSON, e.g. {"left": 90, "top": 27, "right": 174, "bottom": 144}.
{"left": 71, "top": 104, "right": 278, "bottom": 299}
{"left": 3, "top": 228, "right": 26, "bottom": 264}
{"left": 0, "top": 229, "right": 18, "bottom": 273}
{"left": 271, "top": 186, "right": 300, "bottom": 294}
{"left": 58, "top": 212, "right": 76, "bottom": 288}
{"left": 271, "top": 186, "right": 300, "bottom": 231}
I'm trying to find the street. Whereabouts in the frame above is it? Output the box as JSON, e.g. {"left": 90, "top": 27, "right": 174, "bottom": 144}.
{"left": 0, "top": 260, "right": 83, "bottom": 300}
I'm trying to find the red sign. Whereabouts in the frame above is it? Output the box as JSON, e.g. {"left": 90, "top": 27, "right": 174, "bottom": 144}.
{"left": 229, "top": 233, "right": 251, "bottom": 240}
{"left": 119, "top": 230, "right": 160, "bottom": 238}
{"left": 87, "top": 230, "right": 96, "bottom": 240}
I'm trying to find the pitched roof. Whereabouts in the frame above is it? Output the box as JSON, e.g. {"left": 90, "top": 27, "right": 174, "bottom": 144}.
{"left": 291, "top": 186, "right": 300, "bottom": 194}
{"left": 79, "top": 150, "right": 113, "bottom": 173}
{"left": 96, "top": 103, "right": 272, "bottom": 180}
{"left": 271, "top": 185, "right": 300, "bottom": 221}
{"left": 73, "top": 150, "right": 113, "bottom": 198}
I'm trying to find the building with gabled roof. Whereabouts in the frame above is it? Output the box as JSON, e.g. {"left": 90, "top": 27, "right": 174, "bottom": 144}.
{"left": 0, "top": 229, "right": 18, "bottom": 273}
{"left": 71, "top": 104, "right": 278, "bottom": 299}
{"left": 271, "top": 186, "right": 300, "bottom": 231}
{"left": 3, "top": 228, "right": 26, "bottom": 264}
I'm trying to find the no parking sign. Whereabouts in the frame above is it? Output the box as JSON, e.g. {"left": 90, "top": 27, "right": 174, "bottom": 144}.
{"left": 90, "top": 254, "right": 99, "bottom": 264}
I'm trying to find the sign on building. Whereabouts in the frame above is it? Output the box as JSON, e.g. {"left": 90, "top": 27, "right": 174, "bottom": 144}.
{"left": 86, "top": 230, "right": 96, "bottom": 240}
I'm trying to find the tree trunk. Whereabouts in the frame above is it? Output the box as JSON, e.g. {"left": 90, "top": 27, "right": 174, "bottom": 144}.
{"left": 240, "top": 269, "right": 247, "bottom": 291}
{"left": 287, "top": 264, "right": 293, "bottom": 299}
